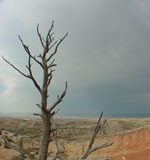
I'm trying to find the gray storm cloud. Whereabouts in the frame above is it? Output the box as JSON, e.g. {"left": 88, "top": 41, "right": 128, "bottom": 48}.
{"left": 0, "top": 0, "right": 150, "bottom": 116}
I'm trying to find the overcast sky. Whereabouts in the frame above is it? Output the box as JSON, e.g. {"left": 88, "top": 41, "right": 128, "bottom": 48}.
{"left": 0, "top": 0, "right": 150, "bottom": 117}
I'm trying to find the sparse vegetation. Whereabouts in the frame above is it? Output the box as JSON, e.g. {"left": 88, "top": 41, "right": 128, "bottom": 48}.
{"left": 1, "top": 117, "right": 150, "bottom": 160}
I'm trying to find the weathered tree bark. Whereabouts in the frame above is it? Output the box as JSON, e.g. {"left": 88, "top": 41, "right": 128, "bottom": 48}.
{"left": 38, "top": 114, "right": 51, "bottom": 160}
{"left": 38, "top": 54, "right": 51, "bottom": 160}
{"left": 2, "top": 21, "right": 68, "bottom": 160}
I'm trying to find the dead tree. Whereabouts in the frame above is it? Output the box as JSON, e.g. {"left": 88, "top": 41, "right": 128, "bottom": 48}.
{"left": 51, "top": 112, "right": 113, "bottom": 160}
{"left": 80, "top": 112, "right": 113, "bottom": 160}
{"left": 2, "top": 21, "right": 68, "bottom": 160}
{"left": 2, "top": 22, "right": 112, "bottom": 160}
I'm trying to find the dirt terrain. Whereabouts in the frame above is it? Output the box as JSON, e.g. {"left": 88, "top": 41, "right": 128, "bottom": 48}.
{"left": 0, "top": 117, "right": 150, "bottom": 160}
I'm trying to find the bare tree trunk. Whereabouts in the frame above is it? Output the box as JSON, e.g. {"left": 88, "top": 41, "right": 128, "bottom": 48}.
{"left": 38, "top": 114, "right": 51, "bottom": 160}
{"left": 38, "top": 46, "right": 50, "bottom": 159}
{"left": 38, "top": 78, "right": 50, "bottom": 160}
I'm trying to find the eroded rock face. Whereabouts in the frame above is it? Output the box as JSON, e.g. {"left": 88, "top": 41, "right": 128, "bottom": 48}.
{"left": 90, "top": 127, "right": 150, "bottom": 160}
{"left": 55, "top": 127, "right": 150, "bottom": 160}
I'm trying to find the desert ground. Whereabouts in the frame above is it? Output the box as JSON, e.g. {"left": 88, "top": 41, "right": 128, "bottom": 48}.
{"left": 0, "top": 116, "right": 150, "bottom": 160}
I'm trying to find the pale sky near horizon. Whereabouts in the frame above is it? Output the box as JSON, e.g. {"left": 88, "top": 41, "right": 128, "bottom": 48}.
{"left": 1, "top": 0, "right": 150, "bottom": 116}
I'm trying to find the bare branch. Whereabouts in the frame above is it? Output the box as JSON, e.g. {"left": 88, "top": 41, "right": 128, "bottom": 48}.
{"left": 88, "top": 112, "right": 105, "bottom": 149}
{"left": 87, "top": 113, "right": 103, "bottom": 147}
{"left": 80, "top": 113, "right": 112, "bottom": 160}
{"left": 42, "top": 37, "right": 46, "bottom": 44}
{"left": 25, "top": 52, "right": 42, "bottom": 93}
{"left": 42, "top": 76, "right": 52, "bottom": 93}
{"left": 36, "top": 103, "right": 41, "bottom": 108}
{"left": 37, "top": 24, "right": 45, "bottom": 48}
{"left": 42, "top": 69, "right": 54, "bottom": 93}
{"left": 46, "top": 32, "right": 68, "bottom": 62}
{"left": 46, "top": 20, "right": 55, "bottom": 42}
{"left": 31, "top": 77, "right": 41, "bottom": 93}
{"left": 51, "top": 108, "right": 60, "bottom": 117}
{"left": 48, "top": 81, "right": 68, "bottom": 112}
{"left": 81, "top": 143, "right": 113, "bottom": 160}
{"left": 2, "top": 55, "right": 30, "bottom": 78}
{"left": 33, "top": 113, "right": 42, "bottom": 117}
{"left": 43, "top": 21, "right": 55, "bottom": 58}
{"left": 90, "top": 142, "right": 113, "bottom": 153}
{"left": 48, "top": 40, "right": 58, "bottom": 51}
{"left": 48, "top": 59, "right": 57, "bottom": 68}
{"left": 18, "top": 35, "right": 43, "bottom": 68}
